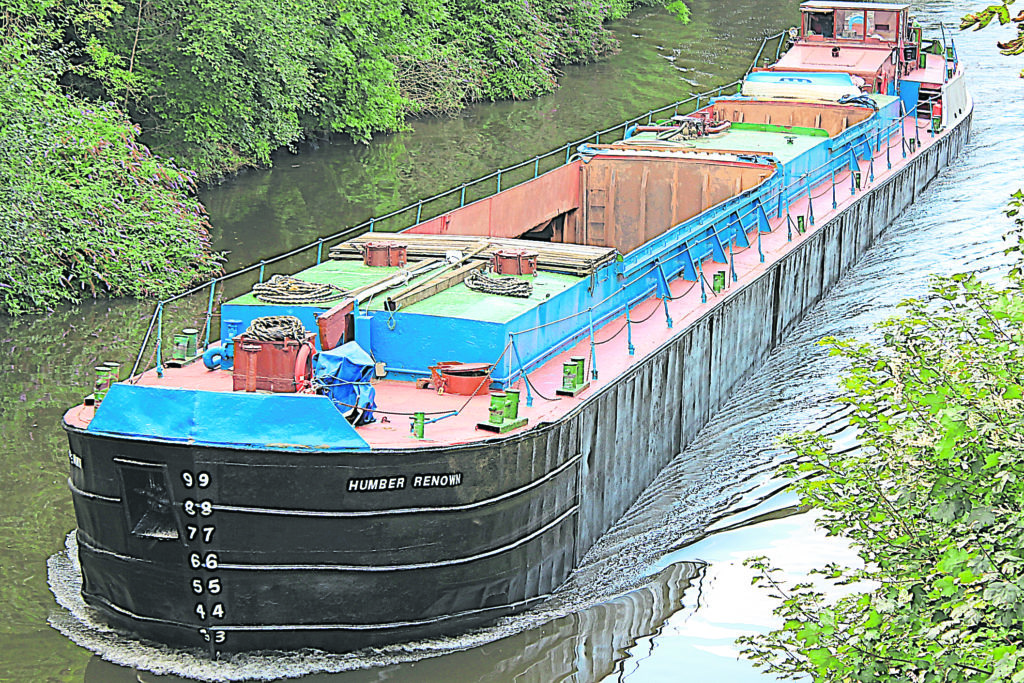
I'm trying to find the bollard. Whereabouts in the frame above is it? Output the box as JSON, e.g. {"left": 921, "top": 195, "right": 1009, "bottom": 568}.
{"left": 797, "top": 215, "right": 806, "bottom": 234}
{"left": 713, "top": 271, "right": 726, "bottom": 293}
{"left": 557, "top": 357, "right": 591, "bottom": 397}
{"left": 853, "top": 171, "right": 862, "bottom": 190}
{"left": 909, "top": 137, "right": 917, "bottom": 153}
{"left": 412, "top": 412, "right": 425, "bottom": 439}
{"left": 103, "top": 361, "right": 120, "bottom": 387}
{"left": 504, "top": 389, "right": 520, "bottom": 420}
{"left": 94, "top": 366, "right": 110, "bottom": 403}
{"left": 183, "top": 328, "right": 199, "bottom": 357}
{"left": 488, "top": 393, "right": 507, "bottom": 425}
{"left": 172, "top": 333, "right": 189, "bottom": 361}
{"left": 562, "top": 361, "right": 577, "bottom": 392}
{"left": 572, "top": 356, "right": 586, "bottom": 387}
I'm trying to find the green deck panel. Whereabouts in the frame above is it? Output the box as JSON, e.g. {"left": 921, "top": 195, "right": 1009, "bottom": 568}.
{"left": 225, "top": 260, "right": 406, "bottom": 306}
{"left": 627, "top": 128, "right": 827, "bottom": 162}
{"left": 224, "top": 258, "right": 582, "bottom": 324}
{"left": 396, "top": 271, "right": 581, "bottom": 324}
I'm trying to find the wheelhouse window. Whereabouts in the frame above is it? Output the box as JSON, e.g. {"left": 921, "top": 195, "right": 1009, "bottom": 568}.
{"left": 866, "top": 10, "right": 899, "bottom": 42}
{"left": 804, "top": 10, "right": 835, "bottom": 38}
{"left": 835, "top": 9, "right": 867, "bottom": 40}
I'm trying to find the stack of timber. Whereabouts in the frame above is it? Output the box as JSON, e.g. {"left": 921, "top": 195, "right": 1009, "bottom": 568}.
{"left": 328, "top": 233, "right": 617, "bottom": 276}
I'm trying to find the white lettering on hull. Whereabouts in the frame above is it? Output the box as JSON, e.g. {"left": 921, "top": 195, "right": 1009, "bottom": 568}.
{"left": 345, "top": 472, "right": 463, "bottom": 492}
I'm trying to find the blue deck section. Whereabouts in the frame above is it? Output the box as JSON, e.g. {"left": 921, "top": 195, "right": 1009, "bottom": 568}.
{"left": 88, "top": 384, "right": 371, "bottom": 452}
{"left": 343, "top": 101, "right": 903, "bottom": 387}
{"left": 200, "top": 99, "right": 902, "bottom": 391}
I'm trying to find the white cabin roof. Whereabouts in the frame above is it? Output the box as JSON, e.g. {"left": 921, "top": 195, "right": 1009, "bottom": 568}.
{"left": 800, "top": 1, "right": 910, "bottom": 11}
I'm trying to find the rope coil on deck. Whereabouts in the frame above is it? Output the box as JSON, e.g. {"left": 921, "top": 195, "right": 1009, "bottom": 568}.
{"left": 464, "top": 272, "right": 534, "bottom": 298}
{"left": 252, "top": 275, "right": 348, "bottom": 305}
{"left": 244, "top": 315, "right": 308, "bottom": 342}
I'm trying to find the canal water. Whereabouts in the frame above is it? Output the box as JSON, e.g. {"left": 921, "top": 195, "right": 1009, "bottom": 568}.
{"left": 2, "top": 0, "right": 1020, "bottom": 680}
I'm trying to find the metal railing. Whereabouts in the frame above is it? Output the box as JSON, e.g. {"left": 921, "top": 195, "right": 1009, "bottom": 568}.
{"left": 124, "top": 29, "right": 830, "bottom": 380}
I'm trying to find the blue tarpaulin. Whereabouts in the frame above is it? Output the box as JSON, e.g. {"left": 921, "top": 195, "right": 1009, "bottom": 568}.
{"left": 313, "top": 342, "right": 377, "bottom": 424}
{"left": 88, "top": 384, "right": 371, "bottom": 451}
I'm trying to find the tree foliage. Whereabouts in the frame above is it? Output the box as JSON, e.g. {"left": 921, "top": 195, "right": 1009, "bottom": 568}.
{"left": 738, "top": 195, "right": 1024, "bottom": 681}
{"left": 0, "top": 17, "right": 222, "bottom": 314}
{"left": 961, "top": 1, "right": 1024, "bottom": 76}
{"left": 54, "top": 0, "right": 675, "bottom": 174}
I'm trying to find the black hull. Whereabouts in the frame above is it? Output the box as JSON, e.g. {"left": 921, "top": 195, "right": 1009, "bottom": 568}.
{"left": 63, "top": 112, "right": 972, "bottom": 655}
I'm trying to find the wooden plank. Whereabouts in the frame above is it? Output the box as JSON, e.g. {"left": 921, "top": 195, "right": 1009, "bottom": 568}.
{"left": 390, "top": 260, "right": 486, "bottom": 309}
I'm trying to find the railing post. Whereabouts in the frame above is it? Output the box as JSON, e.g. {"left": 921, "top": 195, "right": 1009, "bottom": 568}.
{"left": 729, "top": 240, "right": 737, "bottom": 283}
{"left": 203, "top": 280, "right": 216, "bottom": 349}
{"left": 698, "top": 260, "right": 707, "bottom": 303}
{"left": 156, "top": 302, "right": 164, "bottom": 378}
{"left": 259, "top": 260, "right": 266, "bottom": 283}
{"left": 509, "top": 336, "right": 533, "bottom": 408}
{"left": 869, "top": 155, "right": 875, "bottom": 183}
{"left": 625, "top": 296, "right": 635, "bottom": 355}
{"left": 587, "top": 309, "right": 599, "bottom": 380}
{"left": 369, "top": 217, "right": 375, "bottom": 232}
{"left": 831, "top": 167, "right": 837, "bottom": 209}
{"left": 757, "top": 225, "right": 764, "bottom": 263}
{"left": 534, "top": 156, "right": 540, "bottom": 179}
{"left": 460, "top": 185, "right": 467, "bottom": 207}
{"left": 316, "top": 238, "right": 324, "bottom": 265}
{"left": 647, "top": 110, "right": 654, "bottom": 124}
{"left": 496, "top": 171, "right": 502, "bottom": 194}
{"left": 806, "top": 176, "right": 815, "bottom": 226}
{"left": 565, "top": 143, "right": 572, "bottom": 164}
{"left": 416, "top": 199, "right": 423, "bottom": 223}
{"left": 595, "top": 132, "right": 600, "bottom": 144}
{"left": 886, "top": 125, "right": 892, "bottom": 169}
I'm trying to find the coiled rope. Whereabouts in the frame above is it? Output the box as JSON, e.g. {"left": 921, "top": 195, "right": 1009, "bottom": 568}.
{"left": 252, "top": 275, "right": 348, "bottom": 305}
{"left": 244, "top": 316, "right": 307, "bottom": 342}
{"left": 464, "top": 271, "right": 534, "bottom": 298}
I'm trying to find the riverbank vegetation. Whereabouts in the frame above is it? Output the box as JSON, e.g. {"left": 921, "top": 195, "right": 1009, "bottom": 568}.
{"left": 739, "top": 205, "right": 1024, "bottom": 678}
{"left": 739, "top": 11, "right": 1024, "bottom": 680}
{"left": 0, "top": 0, "right": 687, "bottom": 314}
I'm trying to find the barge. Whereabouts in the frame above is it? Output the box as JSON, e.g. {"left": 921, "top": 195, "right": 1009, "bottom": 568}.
{"left": 61, "top": 2, "right": 972, "bottom": 656}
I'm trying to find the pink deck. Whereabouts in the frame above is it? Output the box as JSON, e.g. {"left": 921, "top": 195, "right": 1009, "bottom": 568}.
{"left": 67, "top": 116, "right": 945, "bottom": 450}
{"left": 903, "top": 53, "right": 953, "bottom": 86}
{"left": 774, "top": 43, "right": 892, "bottom": 77}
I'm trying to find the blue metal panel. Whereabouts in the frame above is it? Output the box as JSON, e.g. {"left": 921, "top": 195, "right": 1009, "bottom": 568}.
{"left": 220, "top": 303, "right": 326, "bottom": 350}
{"left": 360, "top": 312, "right": 507, "bottom": 382}
{"left": 898, "top": 80, "right": 920, "bottom": 119}
{"left": 88, "top": 384, "right": 371, "bottom": 451}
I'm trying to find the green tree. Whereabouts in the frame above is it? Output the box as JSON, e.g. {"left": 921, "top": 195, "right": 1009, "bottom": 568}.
{"left": 0, "top": 15, "right": 222, "bottom": 314}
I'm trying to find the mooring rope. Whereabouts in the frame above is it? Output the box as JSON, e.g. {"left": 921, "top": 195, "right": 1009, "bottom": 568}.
{"left": 252, "top": 274, "right": 348, "bottom": 305}
{"left": 464, "top": 271, "right": 534, "bottom": 298}
{"left": 244, "top": 315, "right": 308, "bottom": 342}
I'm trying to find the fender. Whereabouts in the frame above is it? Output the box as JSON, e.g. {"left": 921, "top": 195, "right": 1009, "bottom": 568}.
{"left": 293, "top": 342, "right": 315, "bottom": 392}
